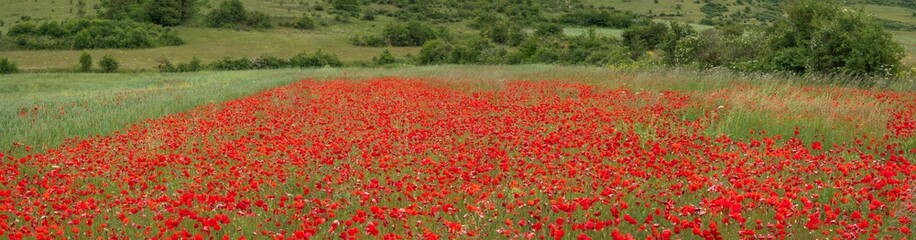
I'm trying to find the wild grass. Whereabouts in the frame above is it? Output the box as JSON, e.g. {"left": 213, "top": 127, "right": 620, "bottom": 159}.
{"left": 2, "top": 65, "right": 914, "bottom": 157}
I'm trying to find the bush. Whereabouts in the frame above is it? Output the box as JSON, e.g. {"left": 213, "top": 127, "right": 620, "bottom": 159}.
{"left": 156, "top": 57, "right": 176, "bottom": 72}
{"left": 289, "top": 50, "right": 342, "bottom": 68}
{"left": 98, "top": 55, "right": 119, "bottom": 73}
{"left": 534, "top": 23, "right": 563, "bottom": 37}
{"left": 210, "top": 57, "right": 252, "bottom": 71}
{"left": 621, "top": 22, "right": 669, "bottom": 58}
{"left": 418, "top": 40, "right": 452, "bottom": 65}
{"left": 294, "top": 14, "right": 317, "bottom": 30}
{"left": 0, "top": 58, "right": 18, "bottom": 74}
{"left": 560, "top": 9, "right": 636, "bottom": 28}
{"left": 99, "top": 0, "right": 201, "bottom": 26}
{"left": 373, "top": 49, "right": 397, "bottom": 65}
{"left": 79, "top": 52, "right": 93, "bottom": 72}
{"left": 381, "top": 21, "right": 439, "bottom": 47}
{"left": 350, "top": 34, "right": 386, "bottom": 47}
{"left": 764, "top": 0, "right": 904, "bottom": 75}
{"left": 251, "top": 55, "right": 289, "bottom": 69}
{"left": 5, "top": 19, "right": 185, "bottom": 50}
{"left": 158, "top": 57, "right": 203, "bottom": 72}
{"left": 207, "top": 0, "right": 272, "bottom": 29}
{"left": 178, "top": 57, "right": 203, "bottom": 72}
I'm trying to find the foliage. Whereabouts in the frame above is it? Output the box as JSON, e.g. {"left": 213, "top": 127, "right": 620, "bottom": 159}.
{"left": 372, "top": 49, "right": 397, "bottom": 65}
{"left": 210, "top": 57, "right": 253, "bottom": 71}
{"left": 764, "top": 0, "right": 904, "bottom": 75}
{"left": 4, "top": 19, "right": 184, "bottom": 50}
{"left": 294, "top": 14, "right": 317, "bottom": 30}
{"left": 207, "top": 0, "right": 273, "bottom": 29}
{"left": 381, "top": 21, "right": 440, "bottom": 47}
{"left": 534, "top": 23, "right": 563, "bottom": 37}
{"left": 621, "top": 21, "right": 669, "bottom": 58}
{"left": 560, "top": 9, "right": 637, "bottom": 28}
{"left": 156, "top": 57, "right": 203, "bottom": 72}
{"left": 98, "top": 55, "right": 119, "bottom": 73}
{"left": 0, "top": 58, "right": 18, "bottom": 74}
{"left": 331, "top": 0, "right": 363, "bottom": 17}
{"left": 99, "top": 0, "right": 200, "bottom": 26}
{"left": 289, "top": 50, "right": 343, "bottom": 68}
{"left": 79, "top": 52, "right": 93, "bottom": 72}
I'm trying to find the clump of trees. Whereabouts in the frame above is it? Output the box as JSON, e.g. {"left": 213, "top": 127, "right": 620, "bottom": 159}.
{"left": 206, "top": 0, "right": 273, "bottom": 29}
{"left": 560, "top": 9, "right": 637, "bottom": 28}
{"left": 4, "top": 19, "right": 184, "bottom": 50}
{"left": 201, "top": 50, "right": 342, "bottom": 71}
{"left": 667, "top": 0, "right": 904, "bottom": 76}
{"left": 352, "top": 21, "right": 442, "bottom": 47}
{"left": 156, "top": 57, "right": 203, "bottom": 72}
{"left": 98, "top": 0, "right": 201, "bottom": 27}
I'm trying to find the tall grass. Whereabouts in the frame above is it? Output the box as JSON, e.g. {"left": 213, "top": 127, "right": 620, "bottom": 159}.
{"left": 2, "top": 65, "right": 914, "bottom": 156}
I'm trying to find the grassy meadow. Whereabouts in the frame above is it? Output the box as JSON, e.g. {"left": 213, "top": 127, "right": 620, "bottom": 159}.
{"left": 3, "top": 65, "right": 914, "bottom": 157}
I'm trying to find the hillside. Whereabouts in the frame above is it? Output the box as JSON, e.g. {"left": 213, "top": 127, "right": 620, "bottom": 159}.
{"left": 0, "top": 0, "right": 914, "bottom": 70}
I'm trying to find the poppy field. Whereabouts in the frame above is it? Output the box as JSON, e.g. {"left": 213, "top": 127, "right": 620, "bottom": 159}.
{"left": 0, "top": 73, "right": 915, "bottom": 239}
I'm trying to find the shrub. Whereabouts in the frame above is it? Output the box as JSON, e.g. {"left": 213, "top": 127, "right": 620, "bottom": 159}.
{"left": 764, "top": 0, "right": 904, "bottom": 75}
{"left": 373, "top": 49, "right": 397, "bottom": 65}
{"left": 534, "top": 23, "right": 563, "bottom": 37}
{"left": 99, "top": 0, "right": 201, "bottom": 26}
{"left": 621, "top": 22, "right": 669, "bottom": 58}
{"left": 381, "top": 21, "right": 439, "bottom": 47}
{"left": 155, "top": 57, "right": 176, "bottom": 72}
{"left": 98, "top": 55, "right": 119, "bottom": 73}
{"left": 251, "top": 55, "right": 289, "bottom": 69}
{"left": 210, "top": 57, "right": 252, "bottom": 71}
{"left": 418, "top": 40, "right": 452, "bottom": 65}
{"left": 178, "top": 57, "right": 203, "bottom": 72}
{"left": 289, "top": 50, "right": 342, "bottom": 68}
{"left": 79, "top": 52, "right": 93, "bottom": 72}
{"left": 294, "top": 14, "right": 317, "bottom": 30}
{"left": 560, "top": 9, "right": 636, "bottom": 28}
{"left": 0, "top": 58, "right": 18, "bottom": 74}
{"left": 207, "top": 0, "right": 271, "bottom": 29}
{"left": 6, "top": 19, "right": 185, "bottom": 50}
{"left": 350, "top": 34, "right": 386, "bottom": 47}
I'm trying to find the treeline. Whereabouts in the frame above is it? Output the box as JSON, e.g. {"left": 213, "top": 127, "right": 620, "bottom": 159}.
{"left": 3, "top": 19, "right": 183, "bottom": 50}
{"left": 405, "top": 0, "right": 906, "bottom": 77}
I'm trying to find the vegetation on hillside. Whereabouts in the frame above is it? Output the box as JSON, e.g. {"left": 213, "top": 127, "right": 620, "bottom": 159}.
{"left": 2, "top": 19, "right": 184, "bottom": 50}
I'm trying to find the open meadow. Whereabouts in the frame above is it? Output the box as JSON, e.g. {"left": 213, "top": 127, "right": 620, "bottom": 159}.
{"left": 2, "top": 0, "right": 916, "bottom": 239}
{"left": 1, "top": 65, "right": 915, "bottom": 239}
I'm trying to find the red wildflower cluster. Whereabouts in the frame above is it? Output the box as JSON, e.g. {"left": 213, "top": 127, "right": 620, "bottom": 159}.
{"left": 0, "top": 78, "right": 913, "bottom": 239}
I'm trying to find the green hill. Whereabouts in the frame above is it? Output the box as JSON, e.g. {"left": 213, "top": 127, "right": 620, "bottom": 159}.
{"left": 1, "top": 0, "right": 914, "bottom": 70}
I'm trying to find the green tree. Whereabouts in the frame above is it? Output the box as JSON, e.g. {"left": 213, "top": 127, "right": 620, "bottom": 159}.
{"left": 373, "top": 49, "right": 397, "bottom": 65}
{"left": 0, "top": 58, "right": 18, "bottom": 74}
{"left": 765, "top": 0, "right": 904, "bottom": 75}
{"left": 79, "top": 52, "right": 93, "bottom": 72}
{"left": 99, "top": 0, "right": 200, "bottom": 26}
{"left": 332, "top": 0, "right": 362, "bottom": 16}
{"left": 144, "top": 0, "right": 183, "bottom": 26}
{"left": 99, "top": 55, "right": 119, "bottom": 73}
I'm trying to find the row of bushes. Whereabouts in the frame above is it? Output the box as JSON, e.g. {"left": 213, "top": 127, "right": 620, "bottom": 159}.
{"left": 157, "top": 50, "right": 343, "bottom": 72}
{"left": 206, "top": 0, "right": 273, "bottom": 29}
{"left": 410, "top": 0, "right": 905, "bottom": 77}
{"left": 4, "top": 19, "right": 184, "bottom": 50}
{"left": 351, "top": 21, "right": 444, "bottom": 47}
{"left": 0, "top": 54, "right": 119, "bottom": 74}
